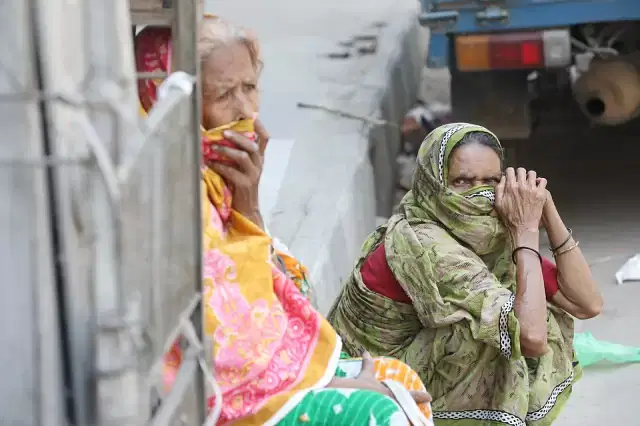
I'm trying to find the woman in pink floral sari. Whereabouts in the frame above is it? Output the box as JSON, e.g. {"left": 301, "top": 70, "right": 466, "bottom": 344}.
{"left": 135, "top": 14, "right": 433, "bottom": 426}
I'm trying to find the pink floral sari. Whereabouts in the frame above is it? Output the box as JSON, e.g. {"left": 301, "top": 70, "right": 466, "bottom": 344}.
{"left": 135, "top": 23, "right": 342, "bottom": 425}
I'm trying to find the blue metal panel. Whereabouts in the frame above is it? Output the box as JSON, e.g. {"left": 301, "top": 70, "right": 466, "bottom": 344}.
{"left": 422, "top": 0, "right": 620, "bottom": 12}
{"left": 424, "top": 0, "right": 640, "bottom": 68}
{"left": 422, "top": 0, "right": 640, "bottom": 35}
{"left": 427, "top": 33, "right": 450, "bottom": 68}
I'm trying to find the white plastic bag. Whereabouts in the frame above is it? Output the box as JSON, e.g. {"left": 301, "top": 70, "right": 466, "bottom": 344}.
{"left": 615, "top": 254, "right": 640, "bottom": 285}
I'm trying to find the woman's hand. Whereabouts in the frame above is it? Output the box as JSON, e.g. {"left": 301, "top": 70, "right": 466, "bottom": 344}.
{"left": 208, "top": 120, "right": 270, "bottom": 228}
{"left": 495, "top": 167, "right": 548, "bottom": 236}
{"left": 327, "top": 352, "right": 431, "bottom": 404}
{"left": 356, "top": 352, "right": 432, "bottom": 403}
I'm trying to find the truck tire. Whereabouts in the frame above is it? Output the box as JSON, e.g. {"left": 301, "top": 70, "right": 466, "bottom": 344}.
{"left": 450, "top": 69, "right": 532, "bottom": 141}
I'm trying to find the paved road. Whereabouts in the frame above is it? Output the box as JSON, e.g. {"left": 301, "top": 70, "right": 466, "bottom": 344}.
{"left": 525, "top": 119, "right": 640, "bottom": 425}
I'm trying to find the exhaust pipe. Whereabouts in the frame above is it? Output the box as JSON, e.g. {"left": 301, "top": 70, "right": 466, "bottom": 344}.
{"left": 573, "top": 59, "right": 640, "bottom": 126}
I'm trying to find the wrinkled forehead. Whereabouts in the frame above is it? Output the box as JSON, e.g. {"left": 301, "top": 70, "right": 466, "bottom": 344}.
{"left": 201, "top": 43, "right": 257, "bottom": 90}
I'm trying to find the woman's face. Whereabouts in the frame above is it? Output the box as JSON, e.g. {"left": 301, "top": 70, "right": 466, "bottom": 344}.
{"left": 447, "top": 142, "right": 502, "bottom": 193}
{"left": 201, "top": 42, "right": 259, "bottom": 130}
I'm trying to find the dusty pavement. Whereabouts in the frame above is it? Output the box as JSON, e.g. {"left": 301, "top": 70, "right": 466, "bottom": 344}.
{"left": 416, "top": 70, "right": 640, "bottom": 424}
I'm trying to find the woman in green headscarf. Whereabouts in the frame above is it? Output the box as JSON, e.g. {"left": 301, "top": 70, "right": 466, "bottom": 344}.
{"left": 327, "top": 123, "right": 603, "bottom": 425}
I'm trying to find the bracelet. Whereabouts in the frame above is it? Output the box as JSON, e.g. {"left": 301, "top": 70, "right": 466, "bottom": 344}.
{"left": 550, "top": 228, "right": 573, "bottom": 252}
{"left": 553, "top": 240, "right": 580, "bottom": 258}
{"left": 512, "top": 246, "right": 543, "bottom": 264}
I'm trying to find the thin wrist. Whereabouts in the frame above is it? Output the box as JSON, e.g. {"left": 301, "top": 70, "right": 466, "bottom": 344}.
{"left": 510, "top": 226, "right": 539, "bottom": 237}
{"left": 542, "top": 204, "right": 568, "bottom": 244}
{"left": 511, "top": 228, "right": 540, "bottom": 248}
{"left": 543, "top": 196, "right": 559, "bottom": 221}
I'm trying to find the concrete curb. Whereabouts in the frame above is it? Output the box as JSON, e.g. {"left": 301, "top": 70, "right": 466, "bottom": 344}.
{"left": 370, "top": 17, "right": 429, "bottom": 219}
{"left": 276, "top": 10, "right": 428, "bottom": 314}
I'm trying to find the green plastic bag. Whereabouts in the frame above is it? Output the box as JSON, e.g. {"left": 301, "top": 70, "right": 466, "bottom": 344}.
{"left": 574, "top": 332, "right": 640, "bottom": 367}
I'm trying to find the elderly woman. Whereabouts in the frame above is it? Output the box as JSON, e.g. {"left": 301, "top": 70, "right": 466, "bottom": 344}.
{"left": 327, "top": 123, "right": 603, "bottom": 425}
{"left": 135, "top": 15, "right": 435, "bottom": 426}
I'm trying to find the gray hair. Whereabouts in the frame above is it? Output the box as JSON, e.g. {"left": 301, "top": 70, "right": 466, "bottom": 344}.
{"left": 197, "top": 15, "right": 262, "bottom": 73}
{"left": 450, "top": 131, "right": 504, "bottom": 168}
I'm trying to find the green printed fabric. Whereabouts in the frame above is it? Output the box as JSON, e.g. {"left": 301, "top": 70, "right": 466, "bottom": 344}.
{"left": 276, "top": 387, "right": 409, "bottom": 426}
{"left": 276, "top": 356, "right": 413, "bottom": 426}
{"left": 327, "top": 123, "right": 581, "bottom": 426}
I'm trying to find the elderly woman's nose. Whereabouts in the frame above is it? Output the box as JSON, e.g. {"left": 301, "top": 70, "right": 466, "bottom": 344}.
{"left": 231, "top": 92, "right": 255, "bottom": 121}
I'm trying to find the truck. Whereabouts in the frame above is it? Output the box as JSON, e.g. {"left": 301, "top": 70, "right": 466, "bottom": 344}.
{"left": 1, "top": 0, "right": 216, "bottom": 425}
{"left": 418, "top": 0, "right": 640, "bottom": 155}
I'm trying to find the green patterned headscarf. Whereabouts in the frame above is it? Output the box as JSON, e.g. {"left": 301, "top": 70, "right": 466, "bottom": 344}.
{"left": 399, "top": 122, "right": 514, "bottom": 284}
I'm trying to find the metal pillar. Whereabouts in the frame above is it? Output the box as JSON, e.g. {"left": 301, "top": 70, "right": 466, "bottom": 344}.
{"left": 1, "top": 0, "right": 208, "bottom": 424}
{"left": 0, "top": 0, "right": 66, "bottom": 424}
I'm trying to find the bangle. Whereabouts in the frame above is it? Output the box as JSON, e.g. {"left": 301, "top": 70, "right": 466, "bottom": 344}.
{"left": 550, "top": 228, "right": 573, "bottom": 252}
{"left": 553, "top": 240, "right": 580, "bottom": 258}
{"left": 512, "top": 246, "right": 543, "bottom": 264}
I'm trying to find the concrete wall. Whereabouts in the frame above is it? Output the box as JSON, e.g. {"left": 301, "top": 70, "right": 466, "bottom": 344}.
{"left": 206, "top": 0, "right": 428, "bottom": 314}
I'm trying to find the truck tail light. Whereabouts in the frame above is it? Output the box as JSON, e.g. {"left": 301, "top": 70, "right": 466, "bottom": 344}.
{"left": 455, "top": 29, "right": 571, "bottom": 72}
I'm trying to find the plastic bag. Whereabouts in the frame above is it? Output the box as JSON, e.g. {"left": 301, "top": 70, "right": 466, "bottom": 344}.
{"left": 574, "top": 332, "right": 640, "bottom": 367}
{"left": 615, "top": 254, "right": 640, "bottom": 285}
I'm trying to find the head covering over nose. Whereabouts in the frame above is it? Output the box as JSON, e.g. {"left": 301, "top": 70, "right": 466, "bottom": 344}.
{"left": 405, "top": 122, "right": 506, "bottom": 256}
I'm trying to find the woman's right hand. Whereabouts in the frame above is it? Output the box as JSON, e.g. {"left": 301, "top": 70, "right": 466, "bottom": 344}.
{"left": 207, "top": 119, "right": 270, "bottom": 228}
{"left": 495, "top": 167, "right": 548, "bottom": 235}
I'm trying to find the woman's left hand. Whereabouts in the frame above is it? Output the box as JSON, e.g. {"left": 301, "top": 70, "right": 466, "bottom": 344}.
{"left": 328, "top": 352, "right": 432, "bottom": 404}
{"left": 208, "top": 120, "right": 270, "bottom": 228}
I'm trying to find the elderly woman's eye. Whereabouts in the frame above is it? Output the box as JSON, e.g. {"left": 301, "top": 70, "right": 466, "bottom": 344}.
{"left": 243, "top": 83, "right": 257, "bottom": 92}
{"left": 216, "top": 90, "right": 230, "bottom": 101}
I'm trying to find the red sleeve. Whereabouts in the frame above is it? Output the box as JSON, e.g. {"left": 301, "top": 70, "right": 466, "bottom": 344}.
{"left": 541, "top": 256, "right": 559, "bottom": 301}
{"left": 363, "top": 248, "right": 559, "bottom": 303}
{"left": 360, "top": 244, "right": 412, "bottom": 303}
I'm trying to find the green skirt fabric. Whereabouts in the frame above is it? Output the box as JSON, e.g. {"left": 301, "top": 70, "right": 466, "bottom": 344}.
{"left": 275, "top": 355, "right": 432, "bottom": 426}
{"left": 275, "top": 387, "right": 408, "bottom": 426}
